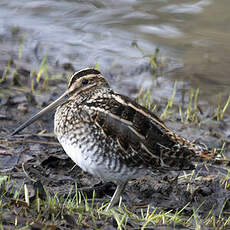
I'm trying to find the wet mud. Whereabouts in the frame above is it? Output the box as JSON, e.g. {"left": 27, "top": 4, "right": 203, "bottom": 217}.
{"left": 0, "top": 34, "right": 230, "bottom": 229}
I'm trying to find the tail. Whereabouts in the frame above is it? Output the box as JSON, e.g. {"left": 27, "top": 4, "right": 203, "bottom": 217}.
{"left": 165, "top": 130, "right": 230, "bottom": 171}
{"left": 192, "top": 143, "right": 230, "bottom": 170}
{"left": 172, "top": 132, "right": 230, "bottom": 169}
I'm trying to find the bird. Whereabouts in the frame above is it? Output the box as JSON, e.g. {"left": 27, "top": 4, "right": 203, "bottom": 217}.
{"left": 11, "top": 68, "right": 229, "bottom": 210}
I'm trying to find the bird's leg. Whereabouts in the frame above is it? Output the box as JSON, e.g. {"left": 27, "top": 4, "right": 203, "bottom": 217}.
{"left": 106, "top": 182, "right": 127, "bottom": 210}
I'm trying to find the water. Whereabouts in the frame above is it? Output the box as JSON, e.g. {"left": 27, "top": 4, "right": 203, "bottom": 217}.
{"left": 0, "top": 0, "right": 230, "bottom": 108}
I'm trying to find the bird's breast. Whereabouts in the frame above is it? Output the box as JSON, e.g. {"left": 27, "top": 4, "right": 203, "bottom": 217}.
{"left": 53, "top": 103, "right": 148, "bottom": 182}
{"left": 58, "top": 134, "right": 100, "bottom": 173}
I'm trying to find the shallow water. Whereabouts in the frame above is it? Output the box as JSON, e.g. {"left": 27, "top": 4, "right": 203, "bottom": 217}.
{"left": 0, "top": 0, "right": 230, "bottom": 108}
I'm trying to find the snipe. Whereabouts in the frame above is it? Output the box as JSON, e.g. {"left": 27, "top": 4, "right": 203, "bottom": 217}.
{"left": 12, "top": 68, "right": 229, "bottom": 210}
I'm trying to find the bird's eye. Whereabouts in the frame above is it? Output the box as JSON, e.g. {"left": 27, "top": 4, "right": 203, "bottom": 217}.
{"left": 82, "top": 79, "right": 89, "bottom": 85}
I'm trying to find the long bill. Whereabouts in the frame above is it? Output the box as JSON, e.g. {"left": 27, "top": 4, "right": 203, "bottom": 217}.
{"left": 11, "top": 90, "right": 69, "bottom": 136}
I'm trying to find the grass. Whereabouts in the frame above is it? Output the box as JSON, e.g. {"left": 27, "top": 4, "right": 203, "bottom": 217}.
{"left": 0, "top": 171, "right": 229, "bottom": 229}
{"left": 160, "top": 81, "right": 177, "bottom": 119}
{"left": 215, "top": 94, "right": 230, "bottom": 121}
{"left": 132, "top": 41, "right": 164, "bottom": 74}
{"left": 138, "top": 81, "right": 230, "bottom": 124}
{"left": 0, "top": 59, "right": 12, "bottom": 84}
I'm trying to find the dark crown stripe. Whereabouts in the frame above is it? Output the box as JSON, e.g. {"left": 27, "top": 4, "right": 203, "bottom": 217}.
{"left": 68, "top": 68, "right": 101, "bottom": 88}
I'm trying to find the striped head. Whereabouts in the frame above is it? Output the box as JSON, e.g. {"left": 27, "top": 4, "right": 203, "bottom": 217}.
{"left": 11, "top": 68, "right": 109, "bottom": 135}
{"left": 67, "top": 68, "right": 110, "bottom": 100}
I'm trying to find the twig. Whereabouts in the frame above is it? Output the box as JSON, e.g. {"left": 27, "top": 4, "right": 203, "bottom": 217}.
{"left": 22, "top": 162, "right": 36, "bottom": 183}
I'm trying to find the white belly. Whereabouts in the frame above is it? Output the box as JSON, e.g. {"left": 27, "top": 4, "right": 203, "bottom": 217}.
{"left": 59, "top": 136, "right": 96, "bottom": 173}
{"left": 54, "top": 103, "right": 147, "bottom": 184}
{"left": 57, "top": 135, "right": 146, "bottom": 183}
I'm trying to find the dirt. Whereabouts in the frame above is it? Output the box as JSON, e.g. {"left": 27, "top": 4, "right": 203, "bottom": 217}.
{"left": 0, "top": 31, "right": 230, "bottom": 230}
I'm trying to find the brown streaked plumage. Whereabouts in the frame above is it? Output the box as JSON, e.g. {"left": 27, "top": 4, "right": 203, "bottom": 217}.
{"left": 11, "top": 68, "right": 229, "bottom": 210}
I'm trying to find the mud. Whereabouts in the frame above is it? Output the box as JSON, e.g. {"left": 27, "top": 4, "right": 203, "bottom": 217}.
{"left": 0, "top": 35, "right": 230, "bottom": 229}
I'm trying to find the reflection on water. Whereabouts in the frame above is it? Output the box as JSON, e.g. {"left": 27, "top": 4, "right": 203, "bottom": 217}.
{"left": 0, "top": 0, "right": 229, "bottom": 108}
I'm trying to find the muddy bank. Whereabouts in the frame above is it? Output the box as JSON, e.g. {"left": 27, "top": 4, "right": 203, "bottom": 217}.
{"left": 0, "top": 45, "right": 230, "bottom": 229}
